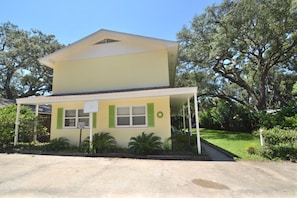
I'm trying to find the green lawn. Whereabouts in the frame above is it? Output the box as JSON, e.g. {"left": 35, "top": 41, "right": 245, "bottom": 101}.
{"left": 198, "top": 128, "right": 265, "bottom": 160}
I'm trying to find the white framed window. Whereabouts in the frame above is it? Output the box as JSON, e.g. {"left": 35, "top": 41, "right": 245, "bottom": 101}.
{"left": 64, "top": 109, "right": 89, "bottom": 128}
{"left": 116, "top": 105, "right": 146, "bottom": 127}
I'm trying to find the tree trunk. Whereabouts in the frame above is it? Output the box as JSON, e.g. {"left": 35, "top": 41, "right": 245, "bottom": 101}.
{"left": 4, "top": 70, "right": 14, "bottom": 99}
{"left": 257, "top": 67, "right": 268, "bottom": 111}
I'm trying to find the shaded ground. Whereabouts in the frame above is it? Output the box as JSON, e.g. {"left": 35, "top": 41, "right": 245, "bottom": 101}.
{"left": 0, "top": 154, "right": 296, "bottom": 198}
{"left": 201, "top": 140, "right": 235, "bottom": 161}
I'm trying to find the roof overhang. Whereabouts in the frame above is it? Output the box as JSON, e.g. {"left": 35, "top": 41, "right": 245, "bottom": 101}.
{"left": 39, "top": 29, "right": 178, "bottom": 68}
{"left": 16, "top": 87, "right": 197, "bottom": 112}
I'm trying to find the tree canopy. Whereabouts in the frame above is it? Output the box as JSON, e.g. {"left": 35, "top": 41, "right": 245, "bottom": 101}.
{"left": 177, "top": 0, "right": 297, "bottom": 111}
{"left": 0, "top": 22, "right": 64, "bottom": 99}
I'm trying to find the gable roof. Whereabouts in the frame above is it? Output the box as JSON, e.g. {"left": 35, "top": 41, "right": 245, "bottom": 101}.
{"left": 39, "top": 29, "right": 178, "bottom": 86}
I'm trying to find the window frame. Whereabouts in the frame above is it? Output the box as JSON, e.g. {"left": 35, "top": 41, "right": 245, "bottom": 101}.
{"left": 116, "top": 105, "right": 147, "bottom": 128}
{"left": 63, "top": 109, "right": 90, "bottom": 129}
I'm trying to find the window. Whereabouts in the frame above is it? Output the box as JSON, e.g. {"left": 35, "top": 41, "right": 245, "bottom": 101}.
{"left": 116, "top": 106, "right": 146, "bottom": 127}
{"left": 64, "top": 109, "right": 89, "bottom": 128}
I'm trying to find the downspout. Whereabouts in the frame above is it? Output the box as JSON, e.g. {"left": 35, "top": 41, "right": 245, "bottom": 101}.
{"left": 14, "top": 103, "right": 21, "bottom": 146}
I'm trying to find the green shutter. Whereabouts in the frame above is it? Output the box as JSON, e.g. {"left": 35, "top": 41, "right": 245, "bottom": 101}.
{"left": 109, "top": 105, "right": 115, "bottom": 128}
{"left": 57, "top": 108, "right": 63, "bottom": 129}
{"left": 92, "top": 112, "right": 97, "bottom": 128}
{"left": 147, "top": 103, "right": 155, "bottom": 127}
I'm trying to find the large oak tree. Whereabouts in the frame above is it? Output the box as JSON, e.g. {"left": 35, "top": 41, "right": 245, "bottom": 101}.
{"left": 177, "top": 0, "right": 297, "bottom": 111}
{"left": 0, "top": 22, "right": 64, "bottom": 99}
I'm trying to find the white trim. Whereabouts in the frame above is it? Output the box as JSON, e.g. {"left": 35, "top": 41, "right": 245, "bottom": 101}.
{"left": 63, "top": 109, "right": 90, "bottom": 129}
{"left": 116, "top": 105, "right": 147, "bottom": 128}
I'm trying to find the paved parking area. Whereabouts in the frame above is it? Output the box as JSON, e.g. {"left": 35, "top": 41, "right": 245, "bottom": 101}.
{"left": 0, "top": 154, "right": 296, "bottom": 198}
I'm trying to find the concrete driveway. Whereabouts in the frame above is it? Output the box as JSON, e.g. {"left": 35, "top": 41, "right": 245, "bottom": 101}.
{"left": 0, "top": 154, "right": 296, "bottom": 198}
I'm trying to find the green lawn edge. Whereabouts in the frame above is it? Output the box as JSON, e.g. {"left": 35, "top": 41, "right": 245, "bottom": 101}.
{"left": 197, "top": 128, "right": 266, "bottom": 161}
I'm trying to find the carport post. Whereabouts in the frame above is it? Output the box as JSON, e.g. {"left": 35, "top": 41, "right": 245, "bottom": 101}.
{"left": 194, "top": 93, "right": 201, "bottom": 154}
{"left": 33, "top": 104, "right": 39, "bottom": 142}
{"left": 182, "top": 105, "right": 186, "bottom": 131}
{"left": 187, "top": 98, "right": 192, "bottom": 135}
{"left": 89, "top": 112, "right": 93, "bottom": 152}
{"left": 14, "top": 103, "right": 21, "bottom": 146}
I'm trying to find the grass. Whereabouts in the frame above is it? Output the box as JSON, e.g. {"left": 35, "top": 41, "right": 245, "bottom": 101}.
{"left": 197, "top": 128, "right": 265, "bottom": 160}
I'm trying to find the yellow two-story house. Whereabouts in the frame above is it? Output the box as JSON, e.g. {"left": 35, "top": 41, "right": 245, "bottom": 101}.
{"left": 14, "top": 29, "right": 201, "bottom": 153}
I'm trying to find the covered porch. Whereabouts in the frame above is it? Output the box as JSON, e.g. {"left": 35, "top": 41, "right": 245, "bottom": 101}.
{"left": 14, "top": 87, "right": 201, "bottom": 154}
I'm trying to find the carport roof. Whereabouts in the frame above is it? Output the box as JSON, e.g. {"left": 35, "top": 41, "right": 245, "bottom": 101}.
{"left": 16, "top": 87, "right": 197, "bottom": 111}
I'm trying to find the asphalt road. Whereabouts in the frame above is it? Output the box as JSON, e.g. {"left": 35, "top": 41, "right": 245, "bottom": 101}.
{"left": 0, "top": 154, "right": 296, "bottom": 198}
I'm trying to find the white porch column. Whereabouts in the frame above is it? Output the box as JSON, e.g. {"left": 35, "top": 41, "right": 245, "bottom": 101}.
{"left": 187, "top": 98, "right": 192, "bottom": 135}
{"left": 14, "top": 103, "right": 21, "bottom": 146}
{"left": 89, "top": 112, "right": 93, "bottom": 152}
{"left": 33, "top": 104, "right": 39, "bottom": 143}
{"left": 194, "top": 92, "right": 201, "bottom": 154}
{"left": 182, "top": 105, "right": 186, "bottom": 132}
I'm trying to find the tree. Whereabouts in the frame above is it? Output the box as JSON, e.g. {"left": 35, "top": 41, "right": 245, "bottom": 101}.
{"left": 0, "top": 104, "right": 48, "bottom": 149}
{"left": 0, "top": 22, "right": 64, "bottom": 99}
{"left": 177, "top": 0, "right": 297, "bottom": 111}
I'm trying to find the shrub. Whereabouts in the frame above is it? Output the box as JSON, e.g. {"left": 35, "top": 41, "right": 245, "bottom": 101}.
{"left": 259, "top": 127, "right": 297, "bottom": 160}
{"left": 82, "top": 132, "right": 117, "bottom": 154}
{"left": 128, "top": 132, "right": 162, "bottom": 155}
{"left": 0, "top": 104, "right": 49, "bottom": 150}
{"left": 246, "top": 146, "right": 256, "bottom": 155}
{"left": 170, "top": 131, "right": 195, "bottom": 152}
{"left": 46, "top": 137, "right": 70, "bottom": 151}
{"left": 257, "top": 104, "right": 297, "bottom": 129}
{"left": 199, "top": 100, "right": 257, "bottom": 132}
{"left": 257, "top": 111, "right": 277, "bottom": 129}
{"left": 163, "top": 138, "right": 171, "bottom": 151}
{"left": 0, "top": 105, "right": 32, "bottom": 150}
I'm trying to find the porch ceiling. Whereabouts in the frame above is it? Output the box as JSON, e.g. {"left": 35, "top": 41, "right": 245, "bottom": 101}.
{"left": 170, "top": 94, "right": 194, "bottom": 114}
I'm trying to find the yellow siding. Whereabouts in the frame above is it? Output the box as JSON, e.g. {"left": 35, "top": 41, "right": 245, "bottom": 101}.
{"left": 50, "top": 96, "right": 171, "bottom": 147}
{"left": 52, "top": 50, "right": 169, "bottom": 94}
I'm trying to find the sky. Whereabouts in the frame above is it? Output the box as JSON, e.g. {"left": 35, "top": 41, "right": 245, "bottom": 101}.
{"left": 1, "top": 0, "right": 222, "bottom": 45}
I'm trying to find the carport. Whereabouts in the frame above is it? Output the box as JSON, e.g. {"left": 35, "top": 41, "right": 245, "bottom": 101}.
{"left": 14, "top": 87, "right": 201, "bottom": 154}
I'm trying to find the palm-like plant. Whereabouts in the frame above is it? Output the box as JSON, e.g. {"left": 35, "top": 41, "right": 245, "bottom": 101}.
{"left": 46, "top": 137, "right": 70, "bottom": 151}
{"left": 128, "top": 132, "right": 163, "bottom": 155}
{"left": 83, "top": 132, "right": 117, "bottom": 153}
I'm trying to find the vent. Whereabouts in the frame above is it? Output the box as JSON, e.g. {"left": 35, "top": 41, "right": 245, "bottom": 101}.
{"left": 93, "top": 38, "right": 119, "bottom": 45}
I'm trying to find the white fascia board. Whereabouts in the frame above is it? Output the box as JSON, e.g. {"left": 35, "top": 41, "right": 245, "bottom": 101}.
{"left": 16, "top": 87, "right": 197, "bottom": 105}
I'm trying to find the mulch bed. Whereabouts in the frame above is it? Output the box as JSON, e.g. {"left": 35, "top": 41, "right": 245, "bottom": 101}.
{"left": 9, "top": 149, "right": 210, "bottom": 161}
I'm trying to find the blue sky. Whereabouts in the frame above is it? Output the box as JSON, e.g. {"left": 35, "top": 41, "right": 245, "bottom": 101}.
{"left": 2, "top": 0, "right": 222, "bottom": 45}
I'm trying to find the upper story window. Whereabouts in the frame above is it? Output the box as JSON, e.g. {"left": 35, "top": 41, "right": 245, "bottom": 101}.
{"left": 64, "top": 109, "right": 89, "bottom": 128}
{"left": 116, "top": 106, "right": 146, "bottom": 127}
